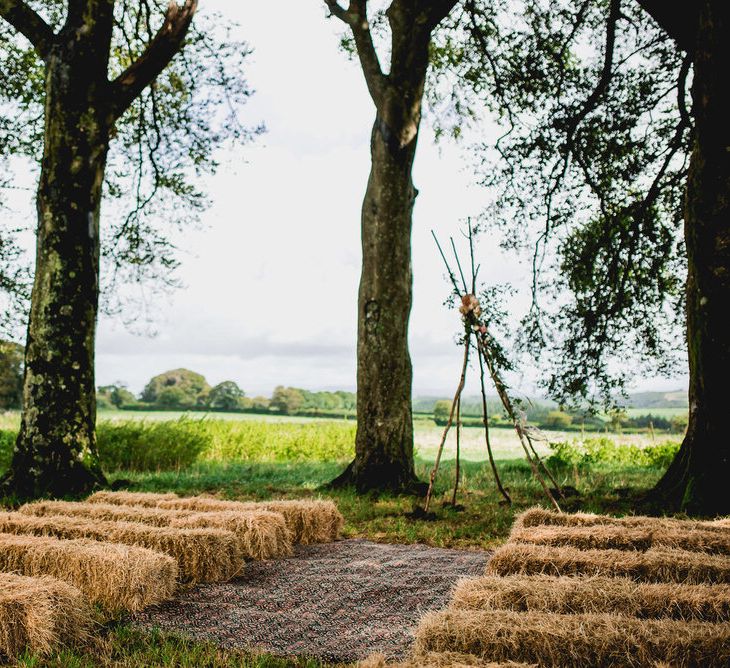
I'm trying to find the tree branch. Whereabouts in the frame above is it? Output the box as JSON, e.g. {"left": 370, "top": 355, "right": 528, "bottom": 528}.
{"left": 324, "top": 0, "right": 387, "bottom": 105}
{"left": 0, "top": 0, "right": 54, "bottom": 59}
{"left": 635, "top": 0, "right": 698, "bottom": 53}
{"left": 109, "top": 0, "right": 198, "bottom": 119}
{"left": 424, "top": 0, "right": 458, "bottom": 30}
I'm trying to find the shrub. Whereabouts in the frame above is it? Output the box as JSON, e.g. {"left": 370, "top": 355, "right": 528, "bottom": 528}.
{"left": 5, "top": 418, "right": 358, "bottom": 474}
{"left": 670, "top": 414, "right": 689, "bottom": 434}
{"left": 0, "top": 429, "right": 14, "bottom": 471}
{"left": 547, "top": 437, "right": 680, "bottom": 469}
{"left": 97, "top": 418, "right": 210, "bottom": 471}
{"left": 541, "top": 410, "right": 573, "bottom": 430}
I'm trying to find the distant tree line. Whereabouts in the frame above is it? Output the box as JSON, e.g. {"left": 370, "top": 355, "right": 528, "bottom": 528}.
{"left": 432, "top": 400, "right": 687, "bottom": 435}
{"left": 0, "top": 351, "right": 690, "bottom": 434}
{"left": 94, "top": 368, "right": 357, "bottom": 418}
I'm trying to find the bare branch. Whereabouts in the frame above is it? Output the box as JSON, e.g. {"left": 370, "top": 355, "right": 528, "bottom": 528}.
{"left": 109, "top": 0, "right": 198, "bottom": 119}
{"left": 0, "top": 0, "right": 54, "bottom": 59}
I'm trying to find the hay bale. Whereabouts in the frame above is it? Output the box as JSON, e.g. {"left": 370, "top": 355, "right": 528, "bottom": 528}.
{"left": 358, "top": 652, "right": 535, "bottom": 667}
{"left": 88, "top": 491, "right": 344, "bottom": 544}
{"left": 414, "top": 609, "right": 730, "bottom": 668}
{"left": 163, "top": 498, "right": 344, "bottom": 544}
{"left": 0, "top": 512, "right": 241, "bottom": 583}
{"left": 89, "top": 491, "right": 178, "bottom": 506}
{"left": 0, "top": 532, "right": 178, "bottom": 612}
{"left": 172, "top": 510, "right": 292, "bottom": 560}
{"left": 0, "top": 573, "right": 92, "bottom": 660}
{"left": 515, "top": 507, "right": 730, "bottom": 535}
{"left": 450, "top": 574, "right": 730, "bottom": 622}
{"left": 509, "top": 523, "right": 730, "bottom": 555}
{"left": 486, "top": 542, "right": 730, "bottom": 584}
{"left": 21, "top": 500, "right": 292, "bottom": 560}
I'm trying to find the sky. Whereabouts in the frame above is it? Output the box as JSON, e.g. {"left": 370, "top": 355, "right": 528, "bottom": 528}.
{"left": 4, "top": 1, "right": 687, "bottom": 399}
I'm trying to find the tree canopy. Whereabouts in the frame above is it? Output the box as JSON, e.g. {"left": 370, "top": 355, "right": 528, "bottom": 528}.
{"left": 424, "top": 0, "right": 691, "bottom": 408}
{"left": 0, "top": 0, "right": 260, "bottom": 333}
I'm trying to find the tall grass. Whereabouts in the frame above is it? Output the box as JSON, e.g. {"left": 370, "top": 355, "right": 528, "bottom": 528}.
{"left": 1, "top": 417, "right": 356, "bottom": 473}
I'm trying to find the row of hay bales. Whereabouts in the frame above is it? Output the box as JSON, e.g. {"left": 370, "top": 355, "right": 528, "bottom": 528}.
{"left": 0, "top": 492, "right": 343, "bottom": 661}
{"left": 368, "top": 508, "right": 730, "bottom": 668}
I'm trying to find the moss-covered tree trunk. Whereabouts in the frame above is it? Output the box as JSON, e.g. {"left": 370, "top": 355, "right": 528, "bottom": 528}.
{"left": 651, "top": 0, "right": 730, "bottom": 516}
{"left": 2, "top": 6, "right": 114, "bottom": 498}
{"left": 0, "top": 0, "right": 196, "bottom": 500}
{"left": 329, "top": 1, "right": 456, "bottom": 492}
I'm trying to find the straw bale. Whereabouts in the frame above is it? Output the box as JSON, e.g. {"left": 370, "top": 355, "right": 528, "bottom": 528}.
{"left": 89, "top": 491, "right": 177, "bottom": 506}
{"left": 414, "top": 608, "right": 730, "bottom": 667}
{"left": 164, "top": 498, "right": 344, "bottom": 544}
{"left": 171, "top": 510, "right": 292, "bottom": 560}
{"left": 450, "top": 574, "right": 730, "bottom": 621}
{"left": 515, "top": 507, "right": 730, "bottom": 535}
{"left": 20, "top": 500, "right": 292, "bottom": 560}
{"left": 486, "top": 542, "right": 730, "bottom": 584}
{"left": 0, "top": 573, "right": 92, "bottom": 660}
{"left": 0, "top": 532, "right": 178, "bottom": 612}
{"left": 509, "top": 523, "right": 730, "bottom": 555}
{"left": 0, "top": 511, "right": 241, "bottom": 583}
{"left": 89, "top": 491, "right": 344, "bottom": 543}
{"left": 358, "top": 652, "right": 534, "bottom": 667}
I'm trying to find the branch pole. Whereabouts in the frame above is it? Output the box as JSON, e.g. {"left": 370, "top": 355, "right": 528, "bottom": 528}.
{"left": 525, "top": 430, "right": 565, "bottom": 499}
{"left": 450, "top": 393, "right": 462, "bottom": 506}
{"left": 476, "top": 342, "right": 512, "bottom": 504}
{"left": 477, "top": 336, "right": 561, "bottom": 512}
{"left": 424, "top": 331, "right": 471, "bottom": 512}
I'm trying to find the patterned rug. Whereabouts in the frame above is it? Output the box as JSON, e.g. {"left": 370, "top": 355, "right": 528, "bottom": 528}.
{"left": 134, "top": 539, "right": 490, "bottom": 663}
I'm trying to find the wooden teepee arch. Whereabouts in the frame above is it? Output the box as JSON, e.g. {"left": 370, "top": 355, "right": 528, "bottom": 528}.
{"left": 424, "top": 223, "right": 563, "bottom": 513}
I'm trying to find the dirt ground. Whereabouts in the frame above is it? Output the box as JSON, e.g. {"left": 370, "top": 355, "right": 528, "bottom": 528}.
{"left": 134, "top": 539, "right": 490, "bottom": 663}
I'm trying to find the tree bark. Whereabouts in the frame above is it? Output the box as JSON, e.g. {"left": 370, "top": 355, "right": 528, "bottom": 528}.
{"left": 651, "top": 0, "right": 730, "bottom": 516}
{"left": 334, "top": 113, "right": 421, "bottom": 492}
{"left": 330, "top": 3, "right": 451, "bottom": 493}
{"left": 1, "top": 10, "right": 113, "bottom": 499}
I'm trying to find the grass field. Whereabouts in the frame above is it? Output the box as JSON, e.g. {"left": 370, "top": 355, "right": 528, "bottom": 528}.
{"left": 0, "top": 410, "right": 676, "bottom": 468}
{"left": 0, "top": 409, "right": 682, "bottom": 666}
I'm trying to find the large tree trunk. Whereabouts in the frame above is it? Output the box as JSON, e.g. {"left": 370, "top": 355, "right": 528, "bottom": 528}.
{"left": 334, "top": 115, "right": 421, "bottom": 492}
{"left": 1, "top": 27, "right": 111, "bottom": 499}
{"left": 331, "top": 5, "right": 441, "bottom": 493}
{"left": 651, "top": 0, "right": 730, "bottom": 516}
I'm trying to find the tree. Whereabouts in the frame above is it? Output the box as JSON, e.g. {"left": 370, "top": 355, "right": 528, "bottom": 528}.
{"left": 445, "top": 0, "right": 727, "bottom": 514}
{"left": 0, "top": 1, "right": 254, "bottom": 499}
{"left": 542, "top": 411, "right": 573, "bottom": 431}
{"left": 270, "top": 386, "right": 305, "bottom": 415}
{"left": 141, "top": 368, "right": 211, "bottom": 407}
{"left": 324, "top": 0, "right": 458, "bottom": 493}
{"left": 433, "top": 400, "right": 452, "bottom": 425}
{"left": 156, "top": 386, "right": 190, "bottom": 409}
{"left": 0, "top": 340, "right": 23, "bottom": 409}
{"left": 207, "top": 380, "right": 245, "bottom": 411}
{"left": 641, "top": 0, "right": 730, "bottom": 515}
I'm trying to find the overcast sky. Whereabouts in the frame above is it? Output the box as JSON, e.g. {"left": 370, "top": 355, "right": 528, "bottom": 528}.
{"left": 6, "top": 1, "right": 688, "bottom": 399}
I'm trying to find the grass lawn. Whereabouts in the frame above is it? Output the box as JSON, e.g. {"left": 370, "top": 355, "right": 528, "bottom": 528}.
{"left": 0, "top": 411, "right": 673, "bottom": 667}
